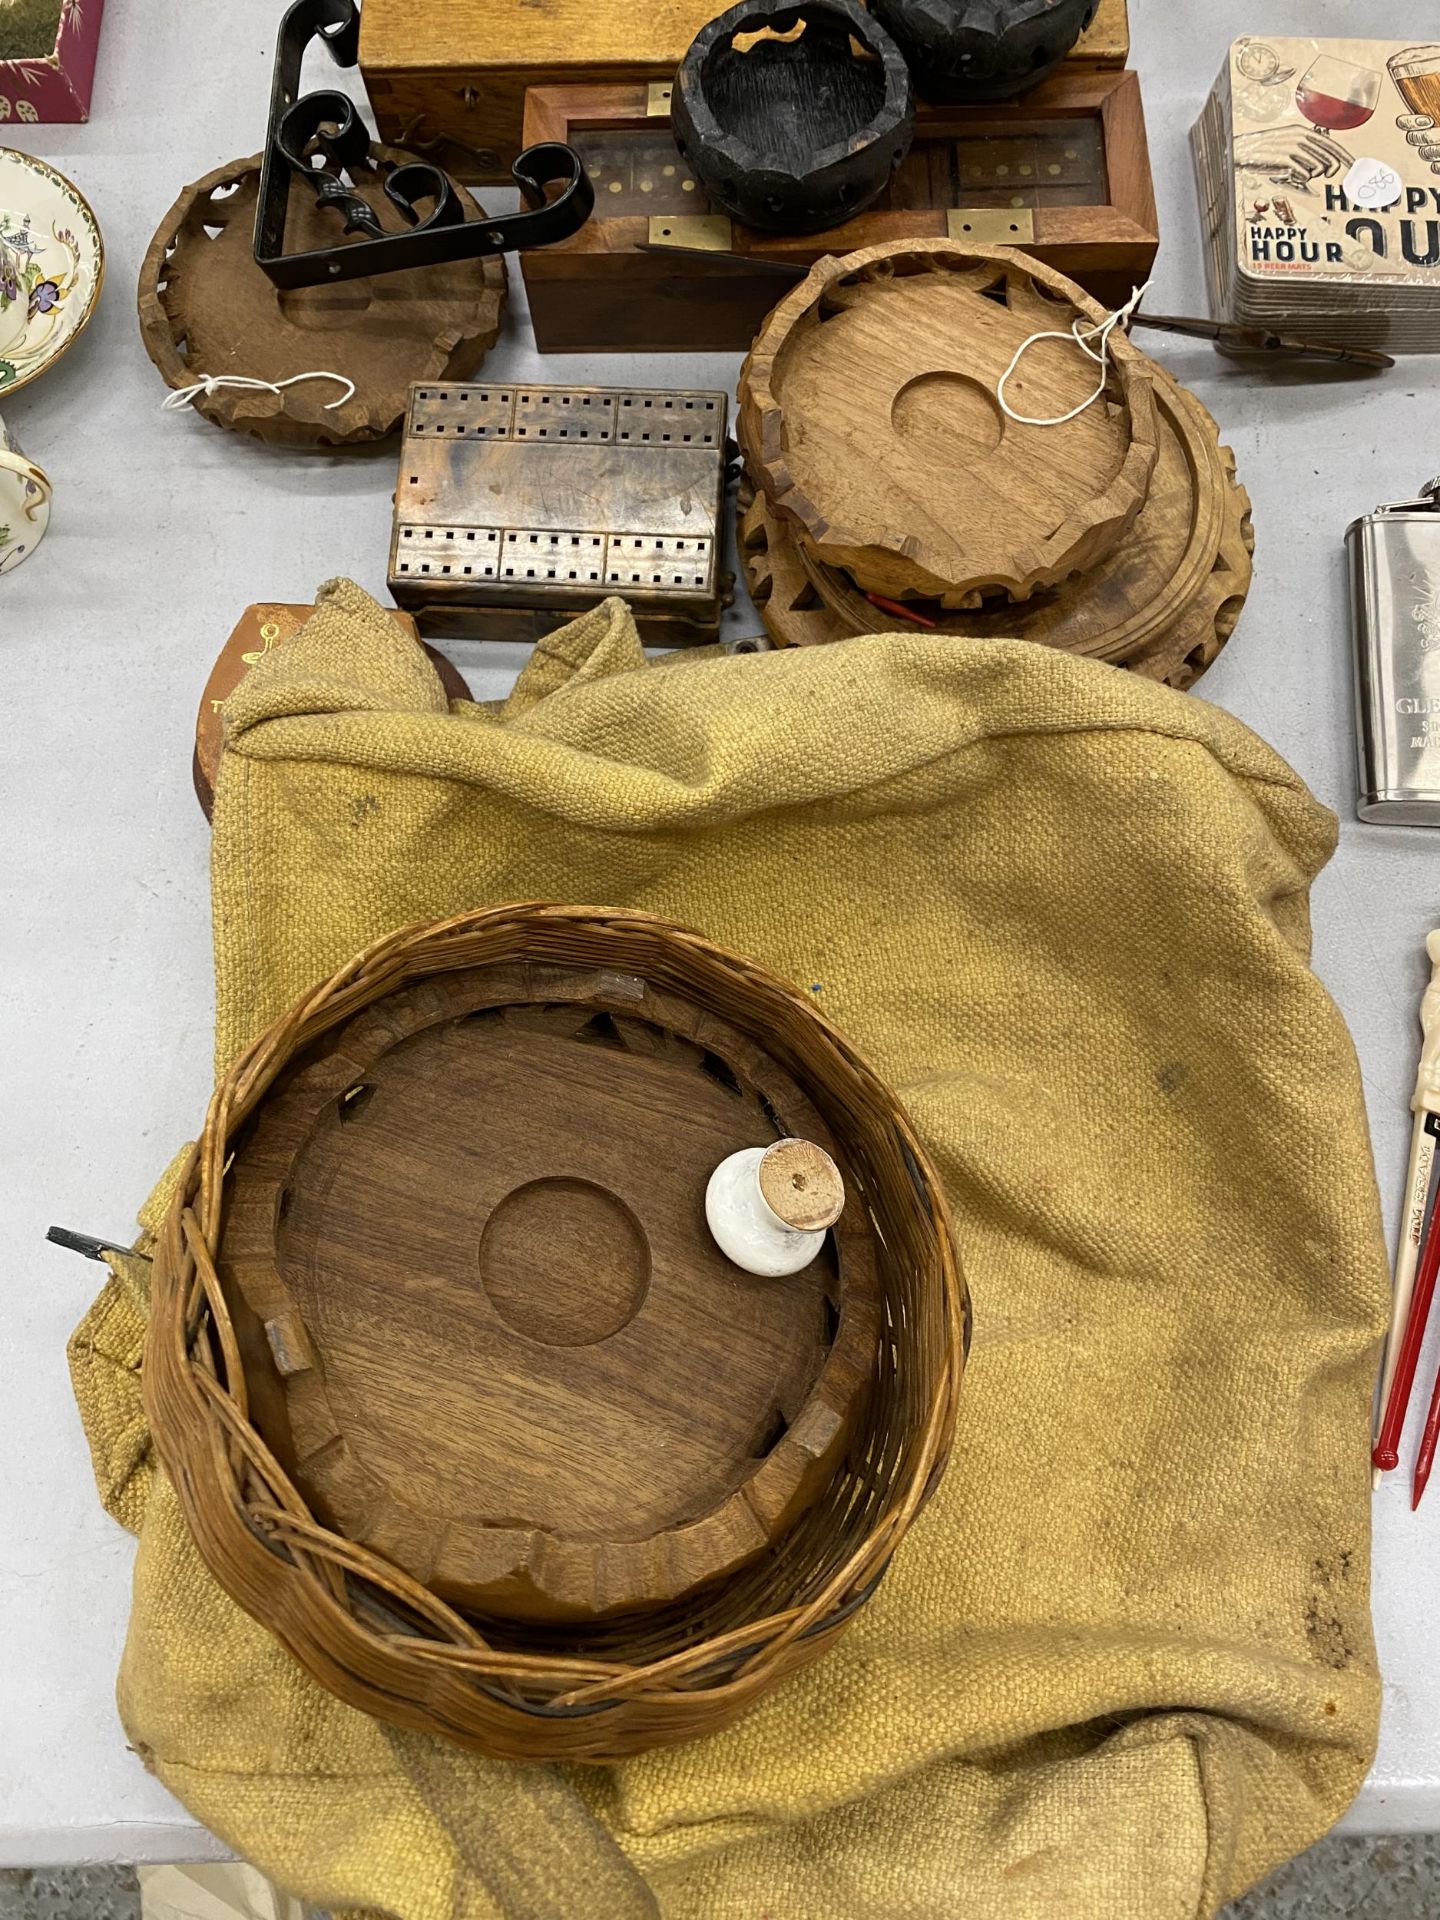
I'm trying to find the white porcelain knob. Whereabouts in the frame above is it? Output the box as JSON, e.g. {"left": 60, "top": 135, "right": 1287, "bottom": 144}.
{"left": 705, "top": 1138, "right": 845, "bottom": 1277}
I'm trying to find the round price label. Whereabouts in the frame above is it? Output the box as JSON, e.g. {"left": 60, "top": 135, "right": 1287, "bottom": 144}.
{"left": 1343, "top": 158, "right": 1404, "bottom": 210}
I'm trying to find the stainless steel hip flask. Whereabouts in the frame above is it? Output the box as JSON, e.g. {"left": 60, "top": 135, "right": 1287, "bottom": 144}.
{"left": 1348, "top": 478, "right": 1440, "bottom": 825}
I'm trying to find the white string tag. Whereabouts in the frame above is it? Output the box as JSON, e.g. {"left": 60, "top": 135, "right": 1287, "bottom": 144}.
{"left": 161, "top": 370, "right": 357, "bottom": 414}
{"left": 996, "top": 279, "right": 1154, "bottom": 429}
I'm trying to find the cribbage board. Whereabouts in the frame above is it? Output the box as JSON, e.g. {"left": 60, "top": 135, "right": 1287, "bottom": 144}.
{"left": 388, "top": 382, "right": 730, "bottom": 644}
{"left": 521, "top": 69, "right": 1157, "bottom": 351}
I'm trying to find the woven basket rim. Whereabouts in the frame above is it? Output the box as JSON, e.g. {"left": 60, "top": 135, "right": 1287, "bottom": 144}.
{"left": 143, "top": 903, "right": 969, "bottom": 1762}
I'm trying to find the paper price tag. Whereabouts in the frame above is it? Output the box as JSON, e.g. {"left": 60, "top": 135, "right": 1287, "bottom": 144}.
{"left": 1344, "top": 157, "right": 1404, "bottom": 210}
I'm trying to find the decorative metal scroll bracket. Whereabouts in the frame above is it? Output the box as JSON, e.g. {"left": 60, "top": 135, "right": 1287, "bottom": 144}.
{"left": 254, "top": 0, "right": 593, "bottom": 288}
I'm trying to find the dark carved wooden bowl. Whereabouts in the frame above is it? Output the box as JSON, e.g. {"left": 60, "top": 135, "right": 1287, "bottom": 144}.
{"left": 671, "top": 0, "right": 913, "bottom": 234}
{"left": 870, "top": 0, "right": 1097, "bottom": 103}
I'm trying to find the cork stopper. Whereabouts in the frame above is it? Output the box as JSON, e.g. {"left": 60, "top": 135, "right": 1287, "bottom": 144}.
{"left": 758, "top": 1139, "right": 845, "bottom": 1233}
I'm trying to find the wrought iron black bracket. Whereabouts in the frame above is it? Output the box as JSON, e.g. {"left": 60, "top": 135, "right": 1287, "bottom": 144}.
{"left": 254, "top": 0, "right": 593, "bottom": 288}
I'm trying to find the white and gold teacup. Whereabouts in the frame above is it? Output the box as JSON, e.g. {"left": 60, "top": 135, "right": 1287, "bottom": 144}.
{"left": 0, "top": 411, "right": 52, "bottom": 575}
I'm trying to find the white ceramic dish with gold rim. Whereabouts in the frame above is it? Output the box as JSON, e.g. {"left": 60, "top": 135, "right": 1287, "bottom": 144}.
{"left": 0, "top": 145, "right": 103, "bottom": 397}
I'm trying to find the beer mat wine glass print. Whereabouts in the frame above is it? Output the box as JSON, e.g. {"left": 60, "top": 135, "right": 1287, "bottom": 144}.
{"left": 1294, "top": 53, "right": 1380, "bottom": 140}
{"left": 1191, "top": 39, "right": 1440, "bottom": 350}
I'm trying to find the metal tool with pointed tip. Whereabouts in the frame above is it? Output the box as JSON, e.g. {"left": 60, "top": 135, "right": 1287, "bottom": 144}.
{"left": 1127, "top": 309, "right": 1394, "bottom": 369}
{"left": 636, "top": 233, "right": 1394, "bottom": 368}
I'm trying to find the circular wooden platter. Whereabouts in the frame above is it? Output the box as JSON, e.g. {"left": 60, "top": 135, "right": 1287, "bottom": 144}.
{"left": 739, "top": 240, "right": 1159, "bottom": 607}
{"left": 740, "top": 361, "right": 1254, "bottom": 689}
{"left": 671, "top": 0, "right": 913, "bottom": 234}
{"left": 137, "top": 152, "right": 507, "bottom": 448}
{"left": 217, "top": 959, "right": 880, "bottom": 1623}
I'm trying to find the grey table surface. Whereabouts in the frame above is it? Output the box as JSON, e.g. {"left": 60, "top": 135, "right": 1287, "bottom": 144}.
{"left": 2, "top": 0, "right": 1439, "bottom": 1868}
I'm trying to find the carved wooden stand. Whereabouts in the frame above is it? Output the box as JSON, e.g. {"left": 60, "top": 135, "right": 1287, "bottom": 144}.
{"left": 138, "top": 152, "right": 507, "bottom": 448}
{"left": 738, "top": 241, "right": 1253, "bottom": 683}
{"left": 739, "top": 239, "right": 1160, "bottom": 606}
{"left": 740, "top": 361, "right": 1253, "bottom": 688}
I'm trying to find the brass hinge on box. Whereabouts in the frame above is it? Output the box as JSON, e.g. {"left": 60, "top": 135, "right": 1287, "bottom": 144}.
{"left": 647, "top": 82, "right": 674, "bottom": 117}
{"left": 946, "top": 208, "right": 1036, "bottom": 245}
{"left": 648, "top": 213, "right": 735, "bottom": 252}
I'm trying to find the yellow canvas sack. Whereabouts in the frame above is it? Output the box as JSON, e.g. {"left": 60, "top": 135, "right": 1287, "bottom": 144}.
{"left": 70, "top": 583, "right": 1387, "bottom": 1918}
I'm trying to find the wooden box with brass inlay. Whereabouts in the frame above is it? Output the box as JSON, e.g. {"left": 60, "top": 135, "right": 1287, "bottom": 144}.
{"left": 358, "top": 0, "right": 1130, "bottom": 182}
{"left": 388, "top": 381, "right": 730, "bottom": 644}
{"left": 521, "top": 67, "right": 1157, "bottom": 352}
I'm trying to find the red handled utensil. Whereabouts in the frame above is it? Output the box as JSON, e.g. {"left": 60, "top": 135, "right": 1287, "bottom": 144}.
{"left": 1375, "top": 931, "right": 1440, "bottom": 1486}
{"left": 864, "top": 591, "right": 939, "bottom": 629}
{"left": 1412, "top": 1368, "right": 1440, "bottom": 1508}
{"left": 1375, "top": 1112, "right": 1440, "bottom": 1475}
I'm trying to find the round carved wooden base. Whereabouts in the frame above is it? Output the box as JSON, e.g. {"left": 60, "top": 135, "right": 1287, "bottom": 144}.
{"left": 740, "top": 362, "right": 1253, "bottom": 690}
{"left": 739, "top": 240, "right": 1160, "bottom": 607}
{"left": 138, "top": 152, "right": 507, "bottom": 448}
{"left": 146, "top": 905, "right": 965, "bottom": 1760}
{"left": 218, "top": 961, "right": 880, "bottom": 1623}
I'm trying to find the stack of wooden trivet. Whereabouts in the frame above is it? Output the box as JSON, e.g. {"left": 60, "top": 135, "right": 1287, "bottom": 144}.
{"left": 737, "top": 240, "right": 1253, "bottom": 688}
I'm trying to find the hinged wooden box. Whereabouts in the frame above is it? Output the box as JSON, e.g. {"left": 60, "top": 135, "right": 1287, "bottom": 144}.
{"left": 359, "top": 0, "right": 1128, "bottom": 181}
{"left": 521, "top": 67, "right": 1156, "bottom": 352}
{"left": 388, "top": 380, "right": 730, "bottom": 644}
{"left": 0, "top": 0, "right": 107, "bottom": 122}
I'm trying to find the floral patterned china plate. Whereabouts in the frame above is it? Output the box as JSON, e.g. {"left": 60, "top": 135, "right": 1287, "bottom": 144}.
{"left": 0, "top": 146, "right": 102, "bottom": 396}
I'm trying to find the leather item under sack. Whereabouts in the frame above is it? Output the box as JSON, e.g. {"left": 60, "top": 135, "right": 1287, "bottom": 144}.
{"left": 69, "top": 582, "right": 1388, "bottom": 1919}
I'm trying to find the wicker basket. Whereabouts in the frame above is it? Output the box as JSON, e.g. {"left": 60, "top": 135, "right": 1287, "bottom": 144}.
{"left": 144, "top": 905, "right": 968, "bottom": 1763}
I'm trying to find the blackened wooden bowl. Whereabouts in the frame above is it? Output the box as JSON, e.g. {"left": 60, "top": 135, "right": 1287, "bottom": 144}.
{"left": 870, "top": 0, "right": 1097, "bottom": 103}
{"left": 671, "top": 0, "right": 913, "bottom": 235}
